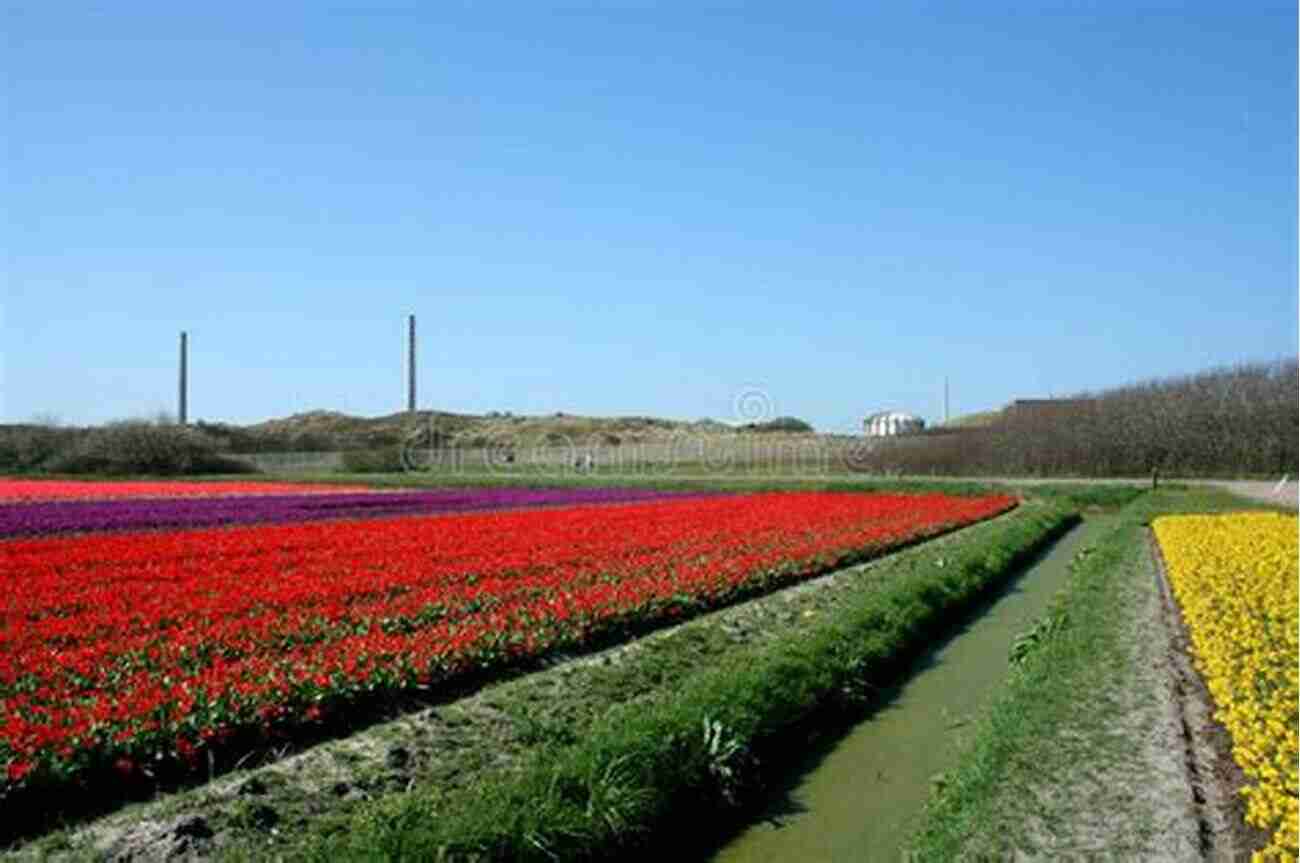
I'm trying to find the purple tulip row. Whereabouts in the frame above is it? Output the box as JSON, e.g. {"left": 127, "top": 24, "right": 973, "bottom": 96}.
{"left": 0, "top": 486, "right": 709, "bottom": 538}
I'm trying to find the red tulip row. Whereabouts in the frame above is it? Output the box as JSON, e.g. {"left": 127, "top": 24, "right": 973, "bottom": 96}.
{"left": 1, "top": 491, "right": 1014, "bottom": 787}
{"left": 0, "top": 479, "right": 372, "bottom": 503}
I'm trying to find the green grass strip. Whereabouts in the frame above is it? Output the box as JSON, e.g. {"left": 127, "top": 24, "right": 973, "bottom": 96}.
{"left": 300, "top": 503, "right": 1077, "bottom": 862}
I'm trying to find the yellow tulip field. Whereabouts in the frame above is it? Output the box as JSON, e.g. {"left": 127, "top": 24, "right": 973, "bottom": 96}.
{"left": 1154, "top": 512, "right": 1299, "bottom": 862}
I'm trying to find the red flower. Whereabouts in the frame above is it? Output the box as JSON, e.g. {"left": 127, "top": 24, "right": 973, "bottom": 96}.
{"left": 174, "top": 737, "right": 197, "bottom": 762}
{"left": 1, "top": 490, "right": 1015, "bottom": 785}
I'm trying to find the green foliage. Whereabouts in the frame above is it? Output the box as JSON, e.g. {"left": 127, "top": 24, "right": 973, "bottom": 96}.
{"left": 0, "top": 423, "right": 81, "bottom": 472}
{"left": 742, "top": 416, "right": 815, "bottom": 433}
{"left": 340, "top": 446, "right": 405, "bottom": 473}
{"left": 1019, "top": 484, "right": 1146, "bottom": 510}
{"left": 41, "top": 419, "right": 256, "bottom": 476}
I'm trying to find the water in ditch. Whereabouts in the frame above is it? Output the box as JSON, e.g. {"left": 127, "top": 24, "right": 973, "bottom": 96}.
{"left": 709, "top": 516, "right": 1115, "bottom": 863}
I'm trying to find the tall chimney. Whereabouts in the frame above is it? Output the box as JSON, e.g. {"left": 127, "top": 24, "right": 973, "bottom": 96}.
{"left": 943, "top": 376, "right": 949, "bottom": 425}
{"left": 407, "top": 314, "right": 416, "bottom": 413}
{"left": 179, "top": 331, "right": 188, "bottom": 425}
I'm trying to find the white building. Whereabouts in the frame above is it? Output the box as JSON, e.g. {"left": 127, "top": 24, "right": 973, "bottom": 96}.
{"left": 864, "top": 411, "right": 925, "bottom": 437}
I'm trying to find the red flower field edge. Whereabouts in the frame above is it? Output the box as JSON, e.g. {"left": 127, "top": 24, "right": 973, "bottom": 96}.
{"left": 0, "top": 491, "right": 1014, "bottom": 792}
{"left": 0, "top": 479, "right": 374, "bottom": 503}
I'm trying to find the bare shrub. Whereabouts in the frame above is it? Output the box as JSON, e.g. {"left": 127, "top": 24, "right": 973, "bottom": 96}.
{"left": 0, "top": 419, "right": 81, "bottom": 472}
{"left": 851, "top": 358, "right": 1297, "bottom": 477}
{"left": 43, "top": 418, "right": 256, "bottom": 476}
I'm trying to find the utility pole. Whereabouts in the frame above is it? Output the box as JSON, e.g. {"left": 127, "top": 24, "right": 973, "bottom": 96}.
{"left": 407, "top": 314, "right": 417, "bottom": 413}
{"left": 178, "top": 331, "right": 188, "bottom": 425}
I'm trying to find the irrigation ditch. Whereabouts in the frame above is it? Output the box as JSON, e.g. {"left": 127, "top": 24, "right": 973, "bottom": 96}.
{"left": 708, "top": 515, "right": 1111, "bottom": 862}
{"left": 906, "top": 485, "right": 1287, "bottom": 862}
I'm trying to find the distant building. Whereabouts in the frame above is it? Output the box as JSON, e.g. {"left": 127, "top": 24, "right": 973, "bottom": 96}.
{"left": 864, "top": 411, "right": 925, "bottom": 437}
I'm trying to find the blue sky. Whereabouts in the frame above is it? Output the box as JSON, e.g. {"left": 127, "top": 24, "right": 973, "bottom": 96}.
{"left": 5, "top": 2, "right": 1296, "bottom": 432}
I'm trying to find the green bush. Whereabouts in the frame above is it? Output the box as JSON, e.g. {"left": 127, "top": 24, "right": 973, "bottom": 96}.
{"left": 744, "top": 416, "right": 814, "bottom": 433}
{"left": 43, "top": 419, "right": 256, "bottom": 476}
{"left": 340, "top": 446, "right": 405, "bottom": 473}
{"left": 0, "top": 424, "right": 81, "bottom": 472}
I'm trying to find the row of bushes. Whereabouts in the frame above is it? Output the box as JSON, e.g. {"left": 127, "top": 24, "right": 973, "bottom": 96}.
{"left": 856, "top": 359, "right": 1298, "bottom": 477}
{"left": 5, "top": 359, "right": 1293, "bottom": 478}
{"left": 0, "top": 420, "right": 255, "bottom": 476}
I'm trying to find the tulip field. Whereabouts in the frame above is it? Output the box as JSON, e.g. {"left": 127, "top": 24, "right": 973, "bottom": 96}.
{"left": 1154, "top": 512, "right": 1299, "bottom": 862}
{"left": 0, "top": 479, "right": 1015, "bottom": 801}
{"left": 0, "top": 485, "right": 703, "bottom": 538}
{"left": 0, "top": 479, "right": 375, "bottom": 503}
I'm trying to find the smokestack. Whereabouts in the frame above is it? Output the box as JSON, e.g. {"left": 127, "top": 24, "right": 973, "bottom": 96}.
{"left": 179, "top": 331, "right": 188, "bottom": 425}
{"left": 407, "top": 314, "right": 416, "bottom": 413}
{"left": 943, "top": 376, "right": 949, "bottom": 425}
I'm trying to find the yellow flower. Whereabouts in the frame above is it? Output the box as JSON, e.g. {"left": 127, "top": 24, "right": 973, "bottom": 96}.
{"left": 1154, "top": 513, "right": 1299, "bottom": 863}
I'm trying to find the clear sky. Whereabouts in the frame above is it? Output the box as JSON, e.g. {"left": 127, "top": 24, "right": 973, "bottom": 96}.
{"left": 5, "top": 2, "right": 1296, "bottom": 432}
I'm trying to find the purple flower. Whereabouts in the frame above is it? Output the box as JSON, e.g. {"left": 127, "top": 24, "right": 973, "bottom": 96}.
{"left": 0, "top": 487, "right": 713, "bottom": 538}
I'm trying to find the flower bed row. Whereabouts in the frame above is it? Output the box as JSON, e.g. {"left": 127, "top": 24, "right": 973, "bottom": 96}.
{"left": 1, "top": 491, "right": 1013, "bottom": 793}
{"left": 0, "top": 486, "right": 703, "bottom": 537}
{"left": 1153, "top": 512, "right": 1299, "bottom": 862}
{"left": 0, "top": 479, "right": 372, "bottom": 503}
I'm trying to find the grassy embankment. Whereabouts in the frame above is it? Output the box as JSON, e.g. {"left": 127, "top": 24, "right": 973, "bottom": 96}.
{"left": 909, "top": 486, "right": 1285, "bottom": 860}
{"left": 278, "top": 497, "right": 1082, "bottom": 862}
